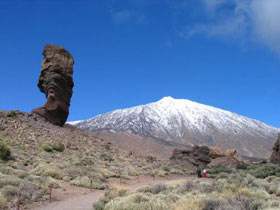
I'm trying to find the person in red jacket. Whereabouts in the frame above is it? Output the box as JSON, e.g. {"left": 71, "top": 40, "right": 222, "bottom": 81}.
{"left": 203, "top": 169, "right": 207, "bottom": 178}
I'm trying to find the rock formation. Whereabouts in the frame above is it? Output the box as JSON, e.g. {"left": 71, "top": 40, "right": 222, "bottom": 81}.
{"left": 271, "top": 133, "right": 280, "bottom": 163}
{"left": 209, "top": 146, "right": 237, "bottom": 159}
{"left": 170, "top": 145, "right": 211, "bottom": 166}
{"left": 32, "top": 44, "right": 74, "bottom": 126}
{"left": 171, "top": 145, "right": 247, "bottom": 168}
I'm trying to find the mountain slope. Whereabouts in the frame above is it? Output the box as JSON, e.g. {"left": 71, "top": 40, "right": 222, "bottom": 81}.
{"left": 71, "top": 97, "right": 279, "bottom": 159}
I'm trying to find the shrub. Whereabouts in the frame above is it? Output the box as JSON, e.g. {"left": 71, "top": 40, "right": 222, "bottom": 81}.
{"left": 203, "top": 199, "right": 220, "bottom": 210}
{"left": 1, "top": 185, "right": 19, "bottom": 199}
{"left": 252, "top": 189, "right": 270, "bottom": 201}
{"left": 0, "top": 194, "right": 7, "bottom": 209}
{"left": 6, "top": 111, "right": 16, "bottom": 118}
{"left": 265, "top": 176, "right": 278, "bottom": 183}
{"left": 70, "top": 176, "right": 106, "bottom": 189}
{"left": 173, "top": 196, "right": 205, "bottom": 210}
{"left": 181, "top": 181, "right": 198, "bottom": 192}
{"left": 52, "top": 142, "right": 65, "bottom": 152}
{"left": 268, "top": 185, "right": 278, "bottom": 194}
{"left": 99, "top": 153, "right": 113, "bottom": 162}
{"left": 104, "top": 144, "right": 111, "bottom": 151}
{"left": 93, "top": 201, "right": 106, "bottom": 210}
{"left": 70, "top": 176, "right": 91, "bottom": 188}
{"left": 42, "top": 143, "right": 53, "bottom": 152}
{"left": 0, "top": 176, "right": 22, "bottom": 188}
{"left": 104, "top": 193, "right": 169, "bottom": 210}
{"left": 207, "top": 166, "right": 233, "bottom": 176}
{"left": 239, "top": 187, "right": 251, "bottom": 197}
{"left": 150, "top": 184, "right": 168, "bottom": 194}
{"left": 162, "top": 166, "right": 171, "bottom": 172}
{"left": 93, "top": 187, "right": 128, "bottom": 210}
{"left": 247, "top": 163, "right": 280, "bottom": 179}
{"left": 137, "top": 186, "right": 153, "bottom": 193}
{"left": 43, "top": 168, "right": 63, "bottom": 179}
{"left": 32, "top": 165, "right": 62, "bottom": 179}
{"left": 12, "top": 169, "right": 29, "bottom": 179}
{"left": 253, "top": 179, "right": 270, "bottom": 191}
{"left": 0, "top": 140, "right": 11, "bottom": 160}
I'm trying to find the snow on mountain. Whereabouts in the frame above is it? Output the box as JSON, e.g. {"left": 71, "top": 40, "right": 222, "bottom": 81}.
{"left": 71, "top": 97, "right": 279, "bottom": 158}
{"left": 67, "top": 120, "right": 82, "bottom": 125}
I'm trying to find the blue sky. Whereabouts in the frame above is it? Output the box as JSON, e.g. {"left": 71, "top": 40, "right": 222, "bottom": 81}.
{"left": 0, "top": 0, "right": 279, "bottom": 127}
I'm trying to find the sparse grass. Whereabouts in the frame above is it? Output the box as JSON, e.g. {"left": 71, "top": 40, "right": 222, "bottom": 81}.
{"left": 94, "top": 168, "right": 280, "bottom": 210}
{"left": 0, "top": 111, "right": 197, "bottom": 208}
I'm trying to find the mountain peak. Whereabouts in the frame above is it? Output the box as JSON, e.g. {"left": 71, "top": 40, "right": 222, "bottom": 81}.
{"left": 70, "top": 98, "right": 279, "bottom": 159}
{"left": 159, "top": 96, "right": 175, "bottom": 101}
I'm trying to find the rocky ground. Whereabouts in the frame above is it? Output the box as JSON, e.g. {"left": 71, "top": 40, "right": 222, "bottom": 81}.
{"left": 0, "top": 110, "right": 194, "bottom": 209}
{"left": 1, "top": 110, "right": 280, "bottom": 210}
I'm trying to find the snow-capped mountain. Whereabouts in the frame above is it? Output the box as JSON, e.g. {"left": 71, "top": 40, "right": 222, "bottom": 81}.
{"left": 70, "top": 97, "right": 279, "bottom": 158}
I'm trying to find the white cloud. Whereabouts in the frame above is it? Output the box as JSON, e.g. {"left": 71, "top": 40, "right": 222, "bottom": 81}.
{"left": 184, "top": 0, "right": 280, "bottom": 54}
{"left": 111, "top": 10, "right": 135, "bottom": 24}
{"left": 182, "top": 13, "right": 248, "bottom": 39}
{"left": 250, "top": 0, "right": 280, "bottom": 53}
{"left": 202, "top": 0, "right": 226, "bottom": 14}
{"left": 111, "top": 10, "right": 148, "bottom": 25}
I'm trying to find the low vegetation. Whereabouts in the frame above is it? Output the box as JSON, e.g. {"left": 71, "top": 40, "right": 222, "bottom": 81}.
{"left": 1, "top": 111, "right": 280, "bottom": 210}
{"left": 94, "top": 168, "right": 280, "bottom": 210}
{"left": 0, "top": 111, "right": 194, "bottom": 209}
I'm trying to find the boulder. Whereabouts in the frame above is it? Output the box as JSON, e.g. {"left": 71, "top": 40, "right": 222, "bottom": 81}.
{"left": 32, "top": 44, "right": 74, "bottom": 126}
{"left": 209, "top": 146, "right": 237, "bottom": 158}
{"left": 271, "top": 133, "right": 280, "bottom": 163}
{"left": 171, "top": 145, "right": 247, "bottom": 168}
{"left": 209, "top": 146, "right": 246, "bottom": 167}
{"left": 170, "top": 145, "right": 211, "bottom": 166}
{"left": 209, "top": 146, "right": 225, "bottom": 159}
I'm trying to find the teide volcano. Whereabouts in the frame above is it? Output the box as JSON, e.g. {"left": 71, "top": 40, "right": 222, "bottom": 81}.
{"left": 70, "top": 97, "right": 279, "bottom": 159}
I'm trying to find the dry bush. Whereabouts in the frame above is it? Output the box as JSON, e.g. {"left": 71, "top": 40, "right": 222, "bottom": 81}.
{"left": 173, "top": 196, "right": 204, "bottom": 210}
{"left": 0, "top": 194, "right": 7, "bottom": 209}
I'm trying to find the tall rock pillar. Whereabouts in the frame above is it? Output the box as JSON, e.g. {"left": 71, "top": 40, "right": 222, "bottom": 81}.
{"left": 32, "top": 44, "right": 74, "bottom": 126}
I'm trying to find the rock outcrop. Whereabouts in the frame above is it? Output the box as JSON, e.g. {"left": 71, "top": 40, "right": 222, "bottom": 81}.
{"left": 209, "top": 146, "right": 237, "bottom": 159}
{"left": 170, "top": 145, "right": 211, "bottom": 166}
{"left": 32, "top": 44, "right": 74, "bottom": 126}
{"left": 271, "top": 133, "right": 280, "bottom": 163}
{"left": 209, "top": 146, "right": 246, "bottom": 167}
{"left": 171, "top": 145, "right": 247, "bottom": 168}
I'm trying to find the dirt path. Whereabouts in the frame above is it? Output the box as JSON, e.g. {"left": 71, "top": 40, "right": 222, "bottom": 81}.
{"left": 26, "top": 175, "right": 212, "bottom": 210}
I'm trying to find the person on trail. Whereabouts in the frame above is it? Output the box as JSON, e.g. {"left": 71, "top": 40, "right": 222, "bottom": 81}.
{"left": 203, "top": 169, "right": 207, "bottom": 178}
{"left": 197, "top": 167, "right": 202, "bottom": 178}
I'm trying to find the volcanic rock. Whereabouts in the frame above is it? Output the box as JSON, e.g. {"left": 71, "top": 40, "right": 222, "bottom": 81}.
{"left": 271, "top": 133, "right": 280, "bottom": 163}
{"left": 225, "top": 148, "right": 237, "bottom": 157}
{"left": 208, "top": 146, "right": 246, "bottom": 167}
{"left": 170, "top": 145, "right": 211, "bottom": 166}
{"left": 32, "top": 44, "right": 74, "bottom": 126}
{"left": 209, "top": 146, "right": 237, "bottom": 159}
{"left": 171, "top": 145, "right": 247, "bottom": 168}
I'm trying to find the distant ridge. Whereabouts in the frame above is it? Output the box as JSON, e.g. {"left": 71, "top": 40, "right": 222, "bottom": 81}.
{"left": 70, "top": 97, "right": 279, "bottom": 159}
